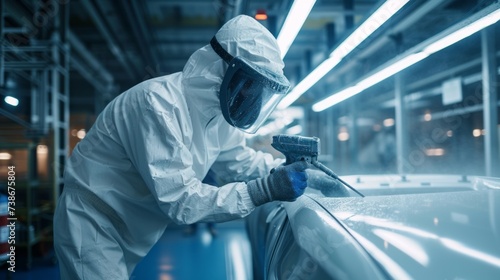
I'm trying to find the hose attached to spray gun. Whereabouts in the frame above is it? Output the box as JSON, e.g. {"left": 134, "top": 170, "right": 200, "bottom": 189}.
{"left": 311, "top": 159, "right": 365, "bottom": 197}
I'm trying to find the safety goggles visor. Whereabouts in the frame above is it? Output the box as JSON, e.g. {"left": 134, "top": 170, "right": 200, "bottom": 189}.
{"left": 220, "top": 56, "right": 290, "bottom": 133}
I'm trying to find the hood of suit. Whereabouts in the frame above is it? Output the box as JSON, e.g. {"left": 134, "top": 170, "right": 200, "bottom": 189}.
{"left": 181, "top": 15, "right": 285, "bottom": 124}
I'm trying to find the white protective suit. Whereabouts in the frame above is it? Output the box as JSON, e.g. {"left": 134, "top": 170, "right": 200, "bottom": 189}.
{"left": 54, "top": 15, "right": 284, "bottom": 279}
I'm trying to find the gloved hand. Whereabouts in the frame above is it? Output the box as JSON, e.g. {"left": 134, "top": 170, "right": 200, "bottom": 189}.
{"left": 247, "top": 161, "right": 309, "bottom": 206}
{"left": 306, "top": 168, "right": 350, "bottom": 197}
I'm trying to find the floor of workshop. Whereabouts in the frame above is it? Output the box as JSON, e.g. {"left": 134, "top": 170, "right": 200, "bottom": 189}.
{"left": 2, "top": 219, "right": 252, "bottom": 280}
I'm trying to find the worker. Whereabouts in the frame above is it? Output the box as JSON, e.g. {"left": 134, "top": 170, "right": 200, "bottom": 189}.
{"left": 53, "top": 15, "right": 341, "bottom": 279}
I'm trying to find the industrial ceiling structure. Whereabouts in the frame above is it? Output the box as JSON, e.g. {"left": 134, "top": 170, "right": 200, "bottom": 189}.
{"left": 3, "top": 0, "right": 496, "bottom": 113}
{"left": 1, "top": 0, "right": 499, "bottom": 176}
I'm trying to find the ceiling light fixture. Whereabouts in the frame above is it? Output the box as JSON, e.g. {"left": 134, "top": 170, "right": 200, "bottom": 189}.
{"left": 279, "top": 56, "right": 341, "bottom": 109}
{"left": 312, "top": 52, "right": 428, "bottom": 111}
{"left": 279, "top": 0, "right": 409, "bottom": 109}
{"left": 285, "top": 125, "right": 303, "bottom": 135}
{"left": 255, "top": 9, "right": 268, "bottom": 21}
{"left": 4, "top": 96, "right": 19, "bottom": 107}
{"left": 312, "top": 4, "right": 500, "bottom": 112}
{"left": 0, "top": 152, "right": 12, "bottom": 160}
{"left": 329, "top": 0, "right": 410, "bottom": 62}
{"left": 276, "top": 0, "right": 316, "bottom": 59}
{"left": 423, "top": 9, "right": 500, "bottom": 54}
{"left": 383, "top": 118, "right": 395, "bottom": 127}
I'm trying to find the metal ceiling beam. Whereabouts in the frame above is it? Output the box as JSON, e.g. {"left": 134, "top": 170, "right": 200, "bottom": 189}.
{"left": 67, "top": 31, "right": 113, "bottom": 85}
{"left": 79, "top": 26, "right": 217, "bottom": 43}
{"left": 0, "top": 108, "right": 32, "bottom": 129}
{"left": 120, "top": 0, "right": 160, "bottom": 67}
{"left": 132, "top": 0, "right": 161, "bottom": 63}
{"left": 5, "top": 1, "right": 116, "bottom": 95}
{"left": 358, "top": 0, "right": 454, "bottom": 60}
{"left": 147, "top": 0, "right": 220, "bottom": 6}
{"left": 224, "top": 0, "right": 244, "bottom": 22}
{"left": 419, "top": 100, "right": 500, "bottom": 122}
{"left": 343, "top": 0, "right": 354, "bottom": 30}
{"left": 151, "top": 27, "right": 218, "bottom": 47}
{"left": 118, "top": 0, "right": 152, "bottom": 67}
{"left": 263, "top": 2, "right": 374, "bottom": 20}
{"left": 153, "top": 39, "right": 212, "bottom": 44}
{"left": 71, "top": 55, "right": 109, "bottom": 93}
{"left": 79, "top": 0, "right": 136, "bottom": 80}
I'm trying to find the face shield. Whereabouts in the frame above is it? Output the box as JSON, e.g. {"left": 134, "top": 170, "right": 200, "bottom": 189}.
{"left": 210, "top": 36, "right": 290, "bottom": 134}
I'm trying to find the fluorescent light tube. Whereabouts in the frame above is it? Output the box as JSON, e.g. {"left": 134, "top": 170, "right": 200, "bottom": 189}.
{"left": 312, "top": 86, "right": 362, "bottom": 112}
{"left": 0, "top": 153, "right": 12, "bottom": 160}
{"left": 4, "top": 96, "right": 19, "bottom": 106}
{"left": 356, "top": 52, "right": 428, "bottom": 91}
{"left": 330, "top": 0, "right": 409, "bottom": 62}
{"left": 279, "top": 56, "right": 341, "bottom": 109}
{"left": 279, "top": 0, "right": 410, "bottom": 109}
{"left": 424, "top": 9, "right": 500, "bottom": 54}
{"left": 286, "top": 125, "right": 303, "bottom": 135}
{"left": 313, "top": 5, "right": 500, "bottom": 112}
{"left": 313, "top": 52, "right": 428, "bottom": 112}
{"left": 277, "top": 0, "right": 316, "bottom": 59}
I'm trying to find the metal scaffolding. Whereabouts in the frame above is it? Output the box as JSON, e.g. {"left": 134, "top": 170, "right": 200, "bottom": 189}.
{"left": 1, "top": 0, "right": 71, "bottom": 200}
{"left": 1, "top": 0, "right": 70, "bottom": 268}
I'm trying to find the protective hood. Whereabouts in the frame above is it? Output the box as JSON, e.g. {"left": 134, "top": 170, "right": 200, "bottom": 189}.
{"left": 182, "top": 15, "right": 286, "bottom": 125}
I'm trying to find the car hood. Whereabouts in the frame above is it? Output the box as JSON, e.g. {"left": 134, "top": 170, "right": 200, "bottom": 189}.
{"left": 308, "top": 187, "right": 500, "bottom": 279}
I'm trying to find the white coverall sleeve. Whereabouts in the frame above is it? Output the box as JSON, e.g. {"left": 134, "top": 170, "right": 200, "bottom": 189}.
{"left": 210, "top": 128, "right": 283, "bottom": 185}
{"left": 127, "top": 91, "right": 256, "bottom": 225}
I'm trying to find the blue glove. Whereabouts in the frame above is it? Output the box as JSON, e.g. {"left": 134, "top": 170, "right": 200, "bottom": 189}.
{"left": 306, "top": 169, "right": 350, "bottom": 197}
{"left": 247, "top": 161, "right": 309, "bottom": 206}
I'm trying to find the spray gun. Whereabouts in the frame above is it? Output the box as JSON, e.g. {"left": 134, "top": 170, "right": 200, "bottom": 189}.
{"left": 271, "top": 134, "right": 364, "bottom": 197}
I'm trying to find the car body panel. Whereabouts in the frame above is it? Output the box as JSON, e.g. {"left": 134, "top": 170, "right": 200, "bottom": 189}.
{"left": 247, "top": 175, "right": 500, "bottom": 280}
{"left": 283, "top": 196, "right": 389, "bottom": 279}
{"left": 308, "top": 189, "right": 500, "bottom": 279}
